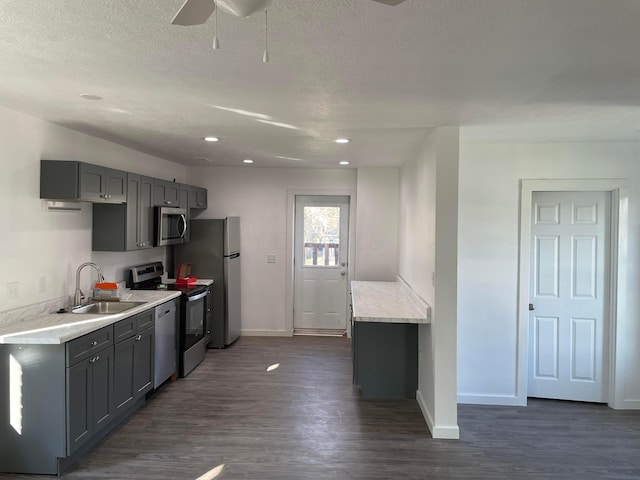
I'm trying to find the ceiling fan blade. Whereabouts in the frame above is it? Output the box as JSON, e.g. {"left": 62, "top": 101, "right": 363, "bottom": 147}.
{"left": 171, "top": 0, "right": 216, "bottom": 26}
{"left": 370, "top": 0, "right": 406, "bottom": 5}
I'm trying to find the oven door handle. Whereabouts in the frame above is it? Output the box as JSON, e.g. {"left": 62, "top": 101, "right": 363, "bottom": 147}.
{"left": 187, "top": 291, "right": 207, "bottom": 302}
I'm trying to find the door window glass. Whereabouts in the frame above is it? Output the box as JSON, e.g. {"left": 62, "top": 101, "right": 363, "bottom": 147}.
{"left": 303, "top": 206, "right": 340, "bottom": 266}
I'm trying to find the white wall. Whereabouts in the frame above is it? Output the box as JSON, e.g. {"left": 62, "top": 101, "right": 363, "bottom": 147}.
{"left": 457, "top": 142, "right": 640, "bottom": 408}
{"left": 399, "top": 127, "right": 459, "bottom": 439}
{"left": 355, "top": 168, "right": 399, "bottom": 281}
{"left": 185, "top": 166, "right": 357, "bottom": 335}
{"left": 0, "top": 105, "right": 185, "bottom": 317}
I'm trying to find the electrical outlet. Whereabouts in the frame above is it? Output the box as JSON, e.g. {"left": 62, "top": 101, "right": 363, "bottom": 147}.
{"left": 7, "top": 281, "right": 19, "bottom": 299}
{"left": 267, "top": 254, "right": 277, "bottom": 264}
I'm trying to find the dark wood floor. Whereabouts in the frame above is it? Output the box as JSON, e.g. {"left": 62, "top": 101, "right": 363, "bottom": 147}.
{"left": 2, "top": 336, "right": 640, "bottom": 479}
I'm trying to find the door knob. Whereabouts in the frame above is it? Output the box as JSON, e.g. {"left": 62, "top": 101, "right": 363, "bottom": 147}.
{"left": 341, "top": 262, "right": 346, "bottom": 267}
{"left": 529, "top": 303, "right": 535, "bottom": 311}
{"left": 340, "top": 271, "right": 346, "bottom": 277}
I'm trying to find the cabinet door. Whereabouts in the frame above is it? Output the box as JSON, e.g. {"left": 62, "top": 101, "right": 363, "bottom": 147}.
{"left": 189, "top": 186, "right": 208, "bottom": 209}
{"left": 133, "top": 327, "right": 154, "bottom": 397}
{"left": 91, "top": 347, "right": 115, "bottom": 431}
{"left": 113, "top": 336, "right": 135, "bottom": 413}
{"left": 79, "top": 163, "right": 106, "bottom": 201}
{"left": 139, "top": 176, "right": 154, "bottom": 248}
{"left": 66, "top": 359, "right": 92, "bottom": 455}
{"left": 126, "top": 175, "right": 141, "bottom": 251}
{"left": 105, "top": 168, "right": 127, "bottom": 202}
{"left": 153, "top": 179, "right": 180, "bottom": 207}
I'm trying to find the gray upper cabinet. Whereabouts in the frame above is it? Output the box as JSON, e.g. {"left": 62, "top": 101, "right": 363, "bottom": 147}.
{"left": 153, "top": 179, "right": 181, "bottom": 207}
{"left": 189, "top": 185, "right": 208, "bottom": 209}
{"left": 127, "top": 174, "right": 153, "bottom": 250}
{"left": 40, "top": 160, "right": 126, "bottom": 203}
{"left": 92, "top": 174, "right": 153, "bottom": 252}
{"left": 79, "top": 163, "right": 127, "bottom": 203}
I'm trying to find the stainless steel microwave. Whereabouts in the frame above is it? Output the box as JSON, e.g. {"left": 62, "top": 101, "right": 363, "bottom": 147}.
{"left": 156, "top": 207, "right": 188, "bottom": 246}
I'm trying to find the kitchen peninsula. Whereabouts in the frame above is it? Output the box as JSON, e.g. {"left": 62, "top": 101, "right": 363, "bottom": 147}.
{"left": 350, "top": 280, "right": 430, "bottom": 399}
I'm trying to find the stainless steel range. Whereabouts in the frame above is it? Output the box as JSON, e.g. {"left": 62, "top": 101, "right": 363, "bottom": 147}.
{"left": 128, "top": 262, "right": 210, "bottom": 377}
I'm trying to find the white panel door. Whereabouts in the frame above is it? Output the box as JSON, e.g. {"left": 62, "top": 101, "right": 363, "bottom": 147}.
{"left": 528, "top": 191, "right": 610, "bottom": 402}
{"left": 293, "top": 196, "right": 349, "bottom": 331}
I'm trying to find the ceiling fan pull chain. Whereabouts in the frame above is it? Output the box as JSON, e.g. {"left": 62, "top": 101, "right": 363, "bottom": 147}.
{"left": 262, "top": 9, "right": 269, "bottom": 62}
{"left": 212, "top": 0, "right": 220, "bottom": 50}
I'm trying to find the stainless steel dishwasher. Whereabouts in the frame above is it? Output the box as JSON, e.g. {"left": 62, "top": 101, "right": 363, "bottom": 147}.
{"left": 154, "top": 298, "right": 178, "bottom": 388}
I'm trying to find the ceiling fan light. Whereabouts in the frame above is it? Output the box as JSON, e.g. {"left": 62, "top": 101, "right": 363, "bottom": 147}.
{"left": 217, "top": 0, "right": 273, "bottom": 17}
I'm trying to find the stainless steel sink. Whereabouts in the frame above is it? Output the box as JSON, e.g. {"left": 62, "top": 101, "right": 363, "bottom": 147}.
{"left": 71, "top": 301, "right": 145, "bottom": 315}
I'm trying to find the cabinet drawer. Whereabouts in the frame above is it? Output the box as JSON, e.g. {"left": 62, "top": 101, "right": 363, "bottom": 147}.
{"left": 66, "top": 325, "right": 114, "bottom": 367}
{"left": 135, "top": 310, "right": 154, "bottom": 332}
{"left": 114, "top": 317, "right": 136, "bottom": 342}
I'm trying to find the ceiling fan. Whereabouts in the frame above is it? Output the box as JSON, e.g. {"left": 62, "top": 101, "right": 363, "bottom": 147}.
{"left": 171, "top": 0, "right": 407, "bottom": 25}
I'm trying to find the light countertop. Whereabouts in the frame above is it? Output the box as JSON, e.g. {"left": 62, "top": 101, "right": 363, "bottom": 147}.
{"left": 0, "top": 290, "right": 181, "bottom": 345}
{"left": 350, "top": 280, "right": 430, "bottom": 324}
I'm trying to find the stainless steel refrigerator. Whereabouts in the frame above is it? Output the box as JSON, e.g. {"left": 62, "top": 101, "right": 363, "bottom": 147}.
{"left": 173, "top": 217, "right": 241, "bottom": 348}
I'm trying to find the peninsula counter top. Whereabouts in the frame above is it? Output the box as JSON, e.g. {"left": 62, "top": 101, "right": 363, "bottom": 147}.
{"left": 350, "top": 280, "right": 430, "bottom": 324}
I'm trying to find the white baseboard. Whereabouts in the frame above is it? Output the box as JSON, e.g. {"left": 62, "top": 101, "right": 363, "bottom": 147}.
{"left": 457, "top": 393, "right": 526, "bottom": 406}
{"left": 611, "top": 399, "right": 640, "bottom": 410}
{"left": 416, "top": 390, "right": 460, "bottom": 439}
{"left": 240, "top": 329, "right": 292, "bottom": 337}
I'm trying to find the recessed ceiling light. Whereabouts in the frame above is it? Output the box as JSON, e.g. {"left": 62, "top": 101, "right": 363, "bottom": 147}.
{"left": 243, "top": 159, "right": 254, "bottom": 164}
{"left": 80, "top": 94, "right": 103, "bottom": 100}
{"left": 204, "top": 136, "right": 219, "bottom": 142}
{"left": 339, "top": 161, "right": 350, "bottom": 165}
{"left": 335, "top": 138, "right": 350, "bottom": 144}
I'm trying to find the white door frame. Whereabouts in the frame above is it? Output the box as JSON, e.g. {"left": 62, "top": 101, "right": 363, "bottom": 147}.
{"left": 518, "top": 179, "right": 629, "bottom": 409}
{"left": 285, "top": 188, "right": 357, "bottom": 336}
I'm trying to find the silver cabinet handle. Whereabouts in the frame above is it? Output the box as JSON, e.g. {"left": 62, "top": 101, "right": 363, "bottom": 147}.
{"left": 91, "top": 340, "right": 98, "bottom": 346}
{"left": 136, "top": 334, "right": 142, "bottom": 341}
{"left": 165, "top": 200, "right": 172, "bottom": 205}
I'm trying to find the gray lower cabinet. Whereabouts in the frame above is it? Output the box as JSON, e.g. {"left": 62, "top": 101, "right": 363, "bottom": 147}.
{"left": 0, "top": 309, "right": 156, "bottom": 475}
{"left": 351, "top": 321, "right": 418, "bottom": 399}
{"left": 66, "top": 344, "right": 115, "bottom": 455}
{"left": 114, "top": 311, "right": 155, "bottom": 413}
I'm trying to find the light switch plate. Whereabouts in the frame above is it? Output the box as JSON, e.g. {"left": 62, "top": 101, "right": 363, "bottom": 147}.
{"left": 267, "top": 254, "right": 277, "bottom": 264}
{"left": 7, "top": 281, "right": 19, "bottom": 299}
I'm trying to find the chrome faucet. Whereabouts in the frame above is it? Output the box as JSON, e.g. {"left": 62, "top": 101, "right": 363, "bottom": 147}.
{"left": 74, "top": 262, "right": 105, "bottom": 307}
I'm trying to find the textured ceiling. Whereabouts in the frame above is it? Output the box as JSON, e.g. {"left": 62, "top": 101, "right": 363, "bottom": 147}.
{"left": 1, "top": 0, "right": 640, "bottom": 168}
